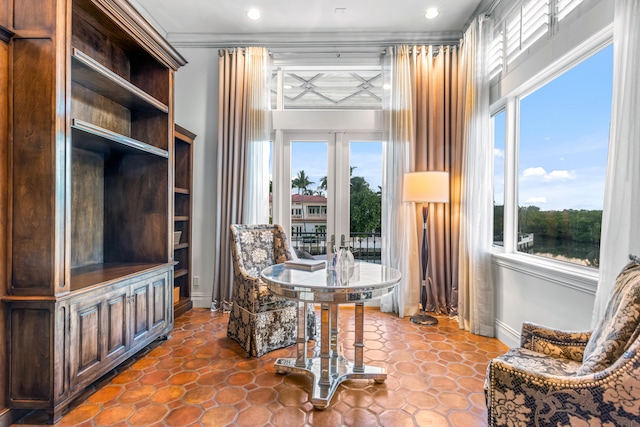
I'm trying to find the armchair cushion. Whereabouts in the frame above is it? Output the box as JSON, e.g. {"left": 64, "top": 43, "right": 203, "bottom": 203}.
{"left": 578, "top": 259, "right": 640, "bottom": 374}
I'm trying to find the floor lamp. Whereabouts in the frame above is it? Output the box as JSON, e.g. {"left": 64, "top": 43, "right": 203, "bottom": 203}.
{"left": 403, "top": 171, "right": 450, "bottom": 326}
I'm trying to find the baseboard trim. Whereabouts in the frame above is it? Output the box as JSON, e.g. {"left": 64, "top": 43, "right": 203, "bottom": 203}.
{"left": 495, "top": 319, "right": 520, "bottom": 349}
{"left": 0, "top": 407, "right": 31, "bottom": 427}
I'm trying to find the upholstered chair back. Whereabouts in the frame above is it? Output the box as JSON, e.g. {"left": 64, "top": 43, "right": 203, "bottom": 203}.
{"left": 229, "top": 224, "right": 292, "bottom": 278}
{"left": 579, "top": 258, "right": 640, "bottom": 374}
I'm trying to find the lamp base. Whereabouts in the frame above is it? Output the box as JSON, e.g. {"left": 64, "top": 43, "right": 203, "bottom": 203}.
{"left": 410, "top": 313, "right": 438, "bottom": 326}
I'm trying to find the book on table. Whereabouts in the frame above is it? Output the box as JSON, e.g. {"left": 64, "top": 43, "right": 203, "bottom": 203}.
{"left": 284, "top": 259, "right": 326, "bottom": 271}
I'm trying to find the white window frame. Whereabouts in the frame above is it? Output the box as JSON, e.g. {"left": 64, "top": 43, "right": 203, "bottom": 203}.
{"left": 491, "top": 27, "right": 612, "bottom": 293}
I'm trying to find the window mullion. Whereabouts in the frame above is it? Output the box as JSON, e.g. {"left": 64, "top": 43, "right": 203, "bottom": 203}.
{"left": 504, "top": 97, "right": 519, "bottom": 253}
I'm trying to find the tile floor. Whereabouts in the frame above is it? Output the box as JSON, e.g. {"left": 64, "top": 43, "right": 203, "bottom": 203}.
{"left": 16, "top": 307, "right": 508, "bottom": 427}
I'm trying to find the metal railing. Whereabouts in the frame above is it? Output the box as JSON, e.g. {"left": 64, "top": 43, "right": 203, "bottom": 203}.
{"left": 289, "top": 231, "right": 382, "bottom": 264}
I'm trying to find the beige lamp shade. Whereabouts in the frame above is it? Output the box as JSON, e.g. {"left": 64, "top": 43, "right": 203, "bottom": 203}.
{"left": 403, "top": 171, "right": 449, "bottom": 203}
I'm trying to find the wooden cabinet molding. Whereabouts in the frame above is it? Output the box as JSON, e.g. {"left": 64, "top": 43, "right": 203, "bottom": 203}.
{"left": 173, "top": 125, "right": 196, "bottom": 317}
{"left": 2, "top": 0, "right": 185, "bottom": 422}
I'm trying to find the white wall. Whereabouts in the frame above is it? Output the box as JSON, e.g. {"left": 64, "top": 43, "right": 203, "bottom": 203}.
{"left": 492, "top": 256, "right": 596, "bottom": 348}
{"left": 174, "top": 48, "right": 219, "bottom": 308}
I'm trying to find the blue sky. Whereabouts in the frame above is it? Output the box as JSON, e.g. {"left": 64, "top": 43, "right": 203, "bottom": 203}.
{"left": 494, "top": 44, "right": 613, "bottom": 211}
{"left": 275, "top": 140, "right": 383, "bottom": 195}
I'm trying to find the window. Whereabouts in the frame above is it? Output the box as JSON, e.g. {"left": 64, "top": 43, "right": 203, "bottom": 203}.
{"left": 309, "top": 206, "right": 321, "bottom": 215}
{"left": 270, "top": 63, "right": 383, "bottom": 263}
{"left": 271, "top": 69, "right": 383, "bottom": 110}
{"left": 496, "top": 44, "right": 612, "bottom": 267}
{"left": 493, "top": 110, "right": 506, "bottom": 246}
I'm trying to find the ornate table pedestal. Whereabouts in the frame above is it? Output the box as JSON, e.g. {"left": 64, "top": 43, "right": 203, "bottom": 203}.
{"left": 261, "top": 263, "right": 401, "bottom": 409}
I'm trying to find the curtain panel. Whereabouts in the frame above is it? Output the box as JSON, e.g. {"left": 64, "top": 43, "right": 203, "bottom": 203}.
{"left": 410, "top": 45, "right": 462, "bottom": 316}
{"left": 592, "top": 0, "right": 640, "bottom": 325}
{"left": 456, "top": 17, "right": 495, "bottom": 336}
{"left": 382, "top": 45, "right": 463, "bottom": 318}
{"left": 212, "top": 47, "right": 270, "bottom": 308}
{"left": 381, "top": 46, "right": 419, "bottom": 317}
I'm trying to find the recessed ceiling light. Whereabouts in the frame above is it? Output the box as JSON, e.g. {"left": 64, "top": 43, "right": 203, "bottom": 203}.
{"left": 284, "top": 84, "right": 293, "bottom": 89}
{"left": 247, "top": 8, "right": 261, "bottom": 20}
{"left": 425, "top": 7, "right": 439, "bottom": 19}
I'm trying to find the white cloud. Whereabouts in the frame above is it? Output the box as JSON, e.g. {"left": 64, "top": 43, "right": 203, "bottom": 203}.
{"left": 522, "top": 167, "right": 547, "bottom": 178}
{"left": 525, "top": 197, "right": 547, "bottom": 204}
{"left": 544, "top": 170, "right": 575, "bottom": 181}
{"left": 494, "top": 148, "right": 504, "bottom": 158}
{"left": 521, "top": 166, "right": 575, "bottom": 182}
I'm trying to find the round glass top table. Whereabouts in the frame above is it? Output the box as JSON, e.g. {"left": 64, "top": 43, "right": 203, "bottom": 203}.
{"left": 261, "top": 262, "right": 401, "bottom": 409}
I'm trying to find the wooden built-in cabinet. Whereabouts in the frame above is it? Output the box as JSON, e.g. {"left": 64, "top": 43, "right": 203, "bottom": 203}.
{"left": 2, "top": 0, "right": 186, "bottom": 422}
{"left": 173, "top": 125, "right": 196, "bottom": 317}
{"left": 1, "top": 21, "right": 14, "bottom": 426}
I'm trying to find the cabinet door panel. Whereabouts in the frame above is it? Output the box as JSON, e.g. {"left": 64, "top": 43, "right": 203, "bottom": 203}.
{"left": 69, "top": 285, "right": 129, "bottom": 388}
{"left": 106, "top": 292, "right": 128, "bottom": 357}
{"left": 70, "top": 297, "right": 103, "bottom": 385}
{"left": 150, "top": 273, "right": 169, "bottom": 334}
{"left": 78, "top": 304, "right": 101, "bottom": 373}
{"left": 131, "top": 281, "right": 150, "bottom": 344}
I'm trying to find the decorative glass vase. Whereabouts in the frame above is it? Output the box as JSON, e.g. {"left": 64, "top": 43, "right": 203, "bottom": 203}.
{"left": 329, "top": 245, "right": 355, "bottom": 284}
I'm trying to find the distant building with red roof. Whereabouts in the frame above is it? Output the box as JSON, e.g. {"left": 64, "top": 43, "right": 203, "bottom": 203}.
{"left": 269, "top": 193, "right": 327, "bottom": 234}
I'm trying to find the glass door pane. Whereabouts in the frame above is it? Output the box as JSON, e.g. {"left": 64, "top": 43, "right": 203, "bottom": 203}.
{"left": 348, "top": 136, "right": 383, "bottom": 263}
{"left": 290, "top": 140, "right": 329, "bottom": 259}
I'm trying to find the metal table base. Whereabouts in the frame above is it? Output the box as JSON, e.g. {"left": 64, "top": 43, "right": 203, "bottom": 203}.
{"left": 274, "top": 301, "right": 387, "bottom": 409}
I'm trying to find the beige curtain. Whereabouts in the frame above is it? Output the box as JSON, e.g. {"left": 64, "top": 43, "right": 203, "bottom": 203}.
{"left": 409, "top": 45, "right": 462, "bottom": 315}
{"left": 212, "top": 47, "right": 270, "bottom": 308}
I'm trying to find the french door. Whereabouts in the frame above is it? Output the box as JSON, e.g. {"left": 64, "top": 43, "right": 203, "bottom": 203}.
{"left": 271, "top": 131, "right": 382, "bottom": 261}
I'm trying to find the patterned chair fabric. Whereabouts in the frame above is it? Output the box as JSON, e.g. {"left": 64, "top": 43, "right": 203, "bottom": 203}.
{"left": 227, "top": 224, "right": 316, "bottom": 357}
{"left": 486, "top": 255, "right": 640, "bottom": 426}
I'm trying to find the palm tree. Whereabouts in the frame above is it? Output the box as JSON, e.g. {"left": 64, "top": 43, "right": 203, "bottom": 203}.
{"left": 319, "top": 176, "right": 327, "bottom": 192}
{"left": 292, "top": 170, "right": 314, "bottom": 194}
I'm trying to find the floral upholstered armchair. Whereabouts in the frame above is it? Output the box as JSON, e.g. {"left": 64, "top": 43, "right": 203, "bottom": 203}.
{"left": 227, "top": 224, "right": 316, "bottom": 357}
{"left": 486, "top": 255, "right": 640, "bottom": 426}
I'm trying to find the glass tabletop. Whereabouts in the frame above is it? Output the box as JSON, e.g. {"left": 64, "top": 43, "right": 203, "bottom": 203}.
{"left": 260, "top": 262, "right": 401, "bottom": 303}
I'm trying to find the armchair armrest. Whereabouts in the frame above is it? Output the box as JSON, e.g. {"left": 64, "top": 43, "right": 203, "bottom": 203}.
{"left": 487, "top": 347, "right": 640, "bottom": 426}
{"left": 521, "top": 321, "right": 591, "bottom": 362}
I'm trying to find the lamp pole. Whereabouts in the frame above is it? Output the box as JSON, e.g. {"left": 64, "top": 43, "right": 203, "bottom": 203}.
{"left": 411, "top": 203, "right": 438, "bottom": 325}
{"left": 403, "top": 171, "right": 448, "bottom": 326}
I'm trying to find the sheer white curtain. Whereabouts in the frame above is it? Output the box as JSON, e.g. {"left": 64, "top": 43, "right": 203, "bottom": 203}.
{"left": 592, "top": 0, "right": 640, "bottom": 325}
{"left": 381, "top": 46, "right": 420, "bottom": 317}
{"left": 456, "top": 16, "right": 495, "bottom": 336}
{"left": 243, "top": 47, "right": 271, "bottom": 225}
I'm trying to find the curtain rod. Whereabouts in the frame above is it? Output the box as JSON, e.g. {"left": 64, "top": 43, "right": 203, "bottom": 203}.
{"left": 220, "top": 43, "right": 459, "bottom": 58}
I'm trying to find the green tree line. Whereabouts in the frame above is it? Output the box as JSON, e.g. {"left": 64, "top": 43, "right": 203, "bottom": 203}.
{"left": 494, "top": 205, "right": 602, "bottom": 243}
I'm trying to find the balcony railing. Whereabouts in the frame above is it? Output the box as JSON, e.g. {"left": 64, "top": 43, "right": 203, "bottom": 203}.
{"left": 289, "top": 231, "right": 382, "bottom": 264}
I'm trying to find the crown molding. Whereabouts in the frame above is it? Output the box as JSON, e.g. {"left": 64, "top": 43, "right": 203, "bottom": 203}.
{"left": 165, "top": 31, "right": 463, "bottom": 49}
